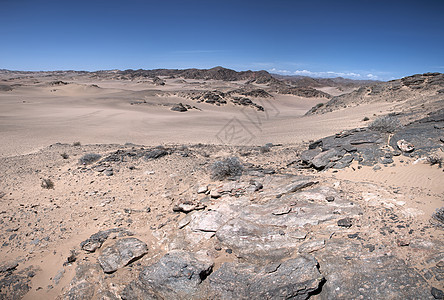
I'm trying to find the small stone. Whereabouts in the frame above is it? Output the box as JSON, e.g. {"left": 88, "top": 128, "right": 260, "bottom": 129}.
{"left": 214, "top": 245, "right": 222, "bottom": 251}
{"left": 0, "top": 261, "right": 18, "bottom": 273}
{"left": 397, "top": 139, "right": 414, "bottom": 152}
{"left": 105, "top": 169, "right": 114, "bottom": 176}
{"left": 210, "top": 190, "right": 221, "bottom": 199}
{"left": 373, "top": 165, "right": 382, "bottom": 171}
{"left": 397, "top": 239, "right": 410, "bottom": 247}
{"left": 225, "top": 248, "right": 233, "bottom": 254}
{"left": 298, "top": 239, "right": 325, "bottom": 253}
{"left": 197, "top": 185, "right": 208, "bottom": 194}
{"left": 272, "top": 206, "right": 291, "bottom": 215}
{"left": 338, "top": 218, "right": 353, "bottom": 228}
{"left": 326, "top": 196, "right": 335, "bottom": 202}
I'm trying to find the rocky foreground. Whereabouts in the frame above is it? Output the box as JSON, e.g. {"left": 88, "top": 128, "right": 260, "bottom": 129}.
{"left": 0, "top": 112, "right": 443, "bottom": 299}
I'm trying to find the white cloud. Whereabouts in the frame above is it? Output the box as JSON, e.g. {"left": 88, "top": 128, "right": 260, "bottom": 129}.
{"left": 269, "top": 68, "right": 292, "bottom": 74}
{"left": 292, "top": 69, "right": 362, "bottom": 78}
{"left": 268, "top": 68, "right": 384, "bottom": 80}
{"left": 366, "top": 73, "right": 379, "bottom": 80}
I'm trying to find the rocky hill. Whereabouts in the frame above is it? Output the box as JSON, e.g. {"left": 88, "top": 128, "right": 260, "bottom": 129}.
{"left": 272, "top": 74, "right": 380, "bottom": 88}
{"left": 91, "top": 67, "right": 275, "bottom": 83}
{"left": 306, "top": 72, "right": 444, "bottom": 122}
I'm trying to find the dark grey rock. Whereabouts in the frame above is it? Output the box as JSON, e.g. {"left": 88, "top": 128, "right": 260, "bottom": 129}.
{"left": 338, "top": 217, "right": 353, "bottom": 228}
{"left": 326, "top": 196, "right": 335, "bottom": 202}
{"left": 200, "top": 255, "right": 324, "bottom": 299}
{"left": 274, "top": 178, "right": 318, "bottom": 196}
{"left": 80, "top": 228, "right": 131, "bottom": 252}
{"left": 301, "top": 148, "right": 322, "bottom": 163}
{"left": 121, "top": 250, "right": 213, "bottom": 299}
{"left": 64, "top": 263, "right": 102, "bottom": 300}
{"left": 298, "top": 239, "right": 325, "bottom": 253}
{"left": 216, "top": 218, "right": 306, "bottom": 261}
{"left": 171, "top": 103, "right": 188, "bottom": 112}
{"left": 311, "top": 148, "right": 344, "bottom": 169}
{"left": 431, "top": 207, "right": 444, "bottom": 228}
{"left": 381, "top": 157, "right": 394, "bottom": 164}
{"left": 0, "top": 261, "right": 18, "bottom": 273}
{"left": 98, "top": 237, "right": 148, "bottom": 273}
{"left": 431, "top": 287, "right": 444, "bottom": 299}
{"left": 145, "top": 149, "right": 168, "bottom": 159}
{"left": 0, "top": 266, "right": 36, "bottom": 300}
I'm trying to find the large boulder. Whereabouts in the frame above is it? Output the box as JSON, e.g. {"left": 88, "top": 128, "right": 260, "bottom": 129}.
{"left": 98, "top": 238, "right": 148, "bottom": 273}
{"left": 121, "top": 250, "right": 213, "bottom": 300}
{"left": 200, "top": 255, "right": 324, "bottom": 299}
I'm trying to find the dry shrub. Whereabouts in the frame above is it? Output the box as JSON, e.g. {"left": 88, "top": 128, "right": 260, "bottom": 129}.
{"left": 210, "top": 157, "right": 243, "bottom": 180}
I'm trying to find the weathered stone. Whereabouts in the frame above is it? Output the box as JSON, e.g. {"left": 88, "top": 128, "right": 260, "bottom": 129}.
{"left": 272, "top": 206, "right": 291, "bottom": 215}
{"left": 64, "top": 263, "right": 103, "bottom": 300}
{"left": 121, "top": 250, "right": 213, "bottom": 300}
{"left": 301, "top": 148, "right": 322, "bottom": 163}
{"left": 312, "top": 149, "right": 344, "bottom": 169}
{"left": 173, "top": 200, "right": 204, "bottom": 213}
{"left": 338, "top": 217, "right": 353, "bottom": 228}
{"left": 210, "top": 190, "right": 221, "bottom": 198}
{"left": 98, "top": 238, "right": 148, "bottom": 273}
{"left": 216, "top": 218, "right": 306, "bottom": 261}
{"left": 299, "top": 239, "right": 325, "bottom": 253}
{"left": 197, "top": 185, "right": 208, "bottom": 194}
{"left": 318, "top": 244, "right": 434, "bottom": 299}
{"left": 397, "top": 139, "right": 415, "bottom": 152}
{"left": 80, "top": 228, "right": 131, "bottom": 252}
{"left": 200, "top": 255, "right": 324, "bottom": 299}
{"left": 0, "top": 261, "right": 18, "bottom": 273}
{"left": 189, "top": 210, "right": 227, "bottom": 232}
{"left": 326, "top": 196, "right": 335, "bottom": 202}
{"left": 274, "top": 178, "right": 318, "bottom": 196}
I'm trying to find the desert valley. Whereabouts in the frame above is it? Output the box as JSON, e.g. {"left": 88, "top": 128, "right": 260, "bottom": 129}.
{"left": 0, "top": 67, "right": 443, "bottom": 299}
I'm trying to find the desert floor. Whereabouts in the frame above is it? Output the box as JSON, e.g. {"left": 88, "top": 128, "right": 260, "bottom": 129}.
{"left": 0, "top": 74, "right": 442, "bottom": 299}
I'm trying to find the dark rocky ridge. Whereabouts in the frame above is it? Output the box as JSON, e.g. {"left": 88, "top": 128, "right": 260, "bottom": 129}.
{"left": 306, "top": 72, "right": 444, "bottom": 118}
{"left": 301, "top": 109, "right": 444, "bottom": 170}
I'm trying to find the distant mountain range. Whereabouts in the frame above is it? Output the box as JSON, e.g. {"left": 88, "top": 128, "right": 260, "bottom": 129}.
{"left": 271, "top": 74, "right": 381, "bottom": 87}
{"left": 1, "top": 67, "right": 379, "bottom": 87}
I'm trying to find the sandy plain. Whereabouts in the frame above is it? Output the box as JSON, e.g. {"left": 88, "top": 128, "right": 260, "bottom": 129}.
{"left": 0, "top": 72, "right": 442, "bottom": 299}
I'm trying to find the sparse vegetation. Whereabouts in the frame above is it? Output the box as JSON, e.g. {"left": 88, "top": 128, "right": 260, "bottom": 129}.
{"left": 41, "top": 178, "right": 54, "bottom": 189}
{"left": 210, "top": 157, "right": 243, "bottom": 180}
{"left": 368, "top": 115, "right": 402, "bottom": 133}
{"left": 61, "top": 152, "right": 69, "bottom": 159}
{"left": 427, "top": 155, "right": 442, "bottom": 168}
{"left": 259, "top": 143, "right": 273, "bottom": 153}
{"left": 79, "top": 153, "right": 101, "bottom": 165}
{"left": 73, "top": 141, "right": 81, "bottom": 146}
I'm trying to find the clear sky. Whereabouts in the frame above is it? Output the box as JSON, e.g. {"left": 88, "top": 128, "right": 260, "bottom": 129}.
{"left": 1, "top": 0, "right": 443, "bottom": 80}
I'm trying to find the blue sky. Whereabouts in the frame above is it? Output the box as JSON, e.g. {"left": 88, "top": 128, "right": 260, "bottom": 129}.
{"left": 1, "top": 0, "right": 443, "bottom": 80}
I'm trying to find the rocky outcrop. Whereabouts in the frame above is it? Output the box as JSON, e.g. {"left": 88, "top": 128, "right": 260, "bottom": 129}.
{"left": 80, "top": 228, "right": 133, "bottom": 252}
{"left": 306, "top": 72, "right": 444, "bottom": 116}
{"left": 98, "top": 238, "right": 148, "bottom": 273}
{"left": 121, "top": 250, "right": 213, "bottom": 299}
{"left": 199, "top": 256, "right": 324, "bottom": 299}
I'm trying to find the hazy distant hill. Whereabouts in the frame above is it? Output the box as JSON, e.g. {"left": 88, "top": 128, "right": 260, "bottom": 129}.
{"left": 306, "top": 72, "right": 444, "bottom": 121}
{"left": 272, "top": 74, "right": 381, "bottom": 88}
